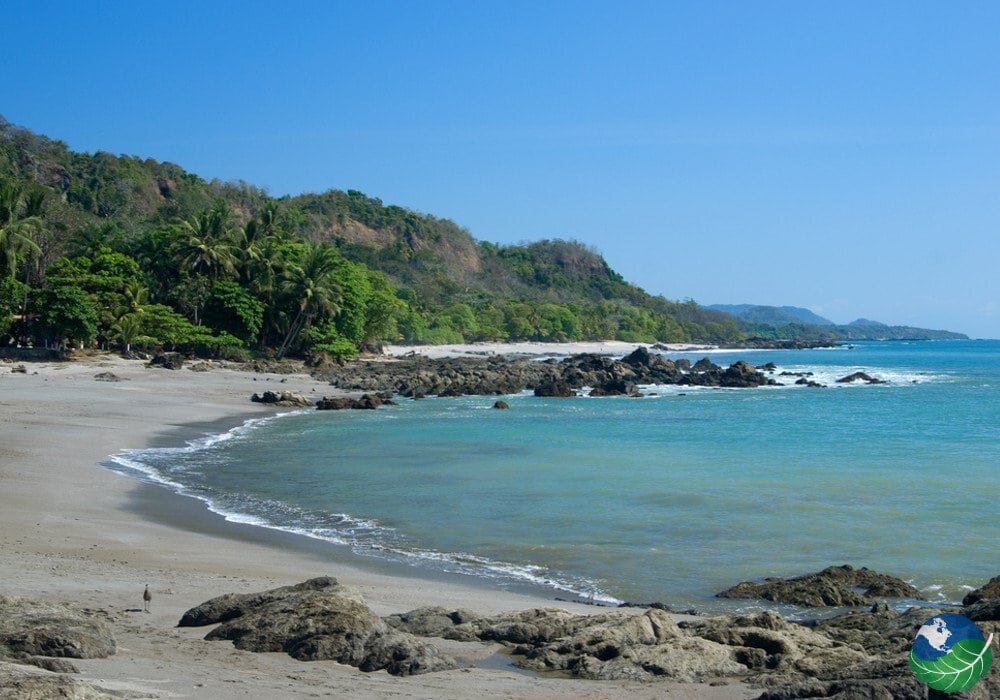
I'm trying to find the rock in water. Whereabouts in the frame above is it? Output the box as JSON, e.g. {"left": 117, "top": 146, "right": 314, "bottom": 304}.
{"left": 963, "top": 574, "right": 1000, "bottom": 605}
{"left": 179, "top": 577, "right": 456, "bottom": 676}
{"left": 835, "top": 371, "right": 886, "bottom": 384}
{"left": 716, "top": 565, "right": 923, "bottom": 607}
{"left": 533, "top": 383, "right": 576, "bottom": 397}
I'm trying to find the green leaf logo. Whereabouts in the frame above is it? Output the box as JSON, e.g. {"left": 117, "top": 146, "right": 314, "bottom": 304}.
{"left": 909, "top": 632, "right": 994, "bottom": 693}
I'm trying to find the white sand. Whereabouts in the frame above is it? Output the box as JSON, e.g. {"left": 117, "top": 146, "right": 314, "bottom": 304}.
{"left": 0, "top": 354, "right": 753, "bottom": 699}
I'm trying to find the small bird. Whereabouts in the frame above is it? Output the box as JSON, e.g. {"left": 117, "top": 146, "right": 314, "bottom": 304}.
{"left": 143, "top": 584, "right": 152, "bottom": 613}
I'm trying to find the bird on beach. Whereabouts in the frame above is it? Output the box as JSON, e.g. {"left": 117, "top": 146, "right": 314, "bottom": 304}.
{"left": 143, "top": 584, "right": 151, "bottom": 613}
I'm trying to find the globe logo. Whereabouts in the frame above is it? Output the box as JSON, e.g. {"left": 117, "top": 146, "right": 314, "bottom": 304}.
{"left": 909, "top": 613, "right": 993, "bottom": 693}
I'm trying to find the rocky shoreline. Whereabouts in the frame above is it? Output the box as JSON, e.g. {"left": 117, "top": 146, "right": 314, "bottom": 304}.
{"left": 5, "top": 568, "right": 997, "bottom": 699}
{"left": 313, "top": 347, "right": 797, "bottom": 399}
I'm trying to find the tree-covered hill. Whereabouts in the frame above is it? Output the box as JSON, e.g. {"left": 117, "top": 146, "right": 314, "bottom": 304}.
{"left": 0, "top": 117, "right": 746, "bottom": 356}
{"left": 709, "top": 304, "right": 966, "bottom": 341}
{"left": 0, "top": 117, "right": 963, "bottom": 358}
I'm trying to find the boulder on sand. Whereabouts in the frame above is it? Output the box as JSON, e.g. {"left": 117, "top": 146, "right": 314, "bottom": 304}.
{"left": 179, "top": 577, "right": 456, "bottom": 676}
{"left": 0, "top": 595, "right": 116, "bottom": 675}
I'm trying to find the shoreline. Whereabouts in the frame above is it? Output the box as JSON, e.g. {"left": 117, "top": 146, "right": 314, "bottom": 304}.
{"left": 0, "top": 353, "right": 753, "bottom": 699}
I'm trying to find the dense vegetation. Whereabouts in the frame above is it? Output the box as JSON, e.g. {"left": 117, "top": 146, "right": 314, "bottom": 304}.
{"left": 0, "top": 117, "right": 747, "bottom": 357}
{"left": 0, "top": 117, "right": 962, "bottom": 358}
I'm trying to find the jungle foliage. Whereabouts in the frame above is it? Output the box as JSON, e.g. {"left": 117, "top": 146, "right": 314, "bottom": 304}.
{"left": 0, "top": 116, "right": 757, "bottom": 355}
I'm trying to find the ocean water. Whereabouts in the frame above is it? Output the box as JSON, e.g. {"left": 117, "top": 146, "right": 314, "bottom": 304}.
{"left": 110, "top": 340, "right": 1000, "bottom": 613}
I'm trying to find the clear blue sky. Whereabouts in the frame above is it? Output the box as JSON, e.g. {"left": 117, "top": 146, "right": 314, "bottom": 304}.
{"left": 6, "top": 1, "right": 1000, "bottom": 337}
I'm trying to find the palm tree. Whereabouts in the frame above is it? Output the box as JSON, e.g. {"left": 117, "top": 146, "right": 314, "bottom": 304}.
{"left": 175, "top": 204, "right": 237, "bottom": 280}
{"left": 0, "top": 180, "right": 42, "bottom": 279}
{"left": 277, "top": 243, "right": 342, "bottom": 357}
{"left": 113, "top": 313, "right": 143, "bottom": 354}
{"left": 120, "top": 279, "right": 150, "bottom": 316}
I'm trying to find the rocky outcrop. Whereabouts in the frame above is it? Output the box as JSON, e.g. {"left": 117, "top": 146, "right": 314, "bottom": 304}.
{"left": 315, "top": 393, "right": 394, "bottom": 410}
{"left": 963, "top": 574, "right": 1000, "bottom": 606}
{"left": 534, "top": 383, "right": 577, "bottom": 397}
{"left": 314, "top": 349, "right": 780, "bottom": 397}
{"left": 835, "top": 372, "right": 886, "bottom": 384}
{"left": 0, "top": 664, "right": 127, "bottom": 700}
{"left": 493, "top": 400, "right": 510, "bottom": 409}
{"left": 0, "top": 596, "right": 116, "bottom": 675}
{"left": 93, "top": 372, "right": 124, "bottom": 382}
{"left": 383, "top": 606, "right": 481, "bottom": 638}
{"left": 965, "top": 598, "right": 1000, "bottom": 622}
{"left": 179, "top": 577, "right": 456, "bottom": 676}
{"left": 250, "top": 390, "right": 312, "bottom": 407}
{"left": 383, "top": 601, "right": 941, "bottom": 692}
{"left": 716, "top": 565, "right": 923, "bottom": 607}
{"left": 147, "top": 352, "right": 184, "bottom": 370}
{"left": 588, "top": 379, "right": 640, "bottom": 397}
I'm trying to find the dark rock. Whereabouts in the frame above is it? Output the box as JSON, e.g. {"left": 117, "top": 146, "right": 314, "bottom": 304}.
{"left": 963, "top": 575, "right": 1000, "bottom": 605}
{"left": 589, "top": 379, "right": 639, "bottom": 397}
{"left": 623, "top": 346, "right": 653, "bottom": 367}
{"left": 534, "top": 383, "right": 576, "bottom": 398}
{"left": 493, "top": 400, "right": 510, "bottom": 409}
{"left": 760, "top": 363, "right": 777, "bottom": 371}
{"left": 0, "top": 595, "right": 116, "bottom": 660}
{"left": 11, "top": 364, "right": 27, "bottom": 374}
{"left": 93, "top": 372, "right": 124, "bottom": 382}
{"left": 618, "top": 601, "right": 673, "bottom": 611}
{"left": 721, "top": 361, "right": 774, "bottom": 387}
{"left": 148, "top": 352, "right": 184, "bottom": 370}
{"left": 180, "top": 578, "right": 457, "bottom": 676}
{"left": 315, "top": 394, "right": 393, "bottom": 410}
{"left": 692, "top": 357, "right": 721, "bottom": 372}
{"left": 716, "top": 565, "right": 923, "bottom": 608}
{"left": 965, "top": 598, "right": 1000, "bottom": 621}
{"left": 251, "top": 390, "right": 312, "bottom": 407}
{"left": 835, "top": 372, "right": 886, "bottom": 384}
{"left": 312, "top": 352, "right": 802, "bottom": 399}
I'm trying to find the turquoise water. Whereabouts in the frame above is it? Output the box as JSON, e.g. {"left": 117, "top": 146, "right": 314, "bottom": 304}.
{"left": 112, "top": 340, "right": 1000, "bottom": 612}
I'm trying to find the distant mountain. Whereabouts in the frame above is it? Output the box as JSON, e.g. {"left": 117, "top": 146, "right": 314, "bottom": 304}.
{"left": 708, "top": 304, "right": 834, "bottom": 327}
{"left": 712, "top": 304, "right": 967, "bottom": 341}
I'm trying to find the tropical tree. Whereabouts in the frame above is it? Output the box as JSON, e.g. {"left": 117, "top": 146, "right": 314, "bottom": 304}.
{"left": 112, "top": 313, "right": 144, "bottom": 353}
{"left": 174, "top": 203, "right": 238, "bottom": 280}
{"left": 277, "top": 242, "right": 342, "bottom": 356}
{"left": 35, "top": 285, "right": 100, "bottom": 348}
{"left": 0, "top": 179, "right": 43, "bottom": 280}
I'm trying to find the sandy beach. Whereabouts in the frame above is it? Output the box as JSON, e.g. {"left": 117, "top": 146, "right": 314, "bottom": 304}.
{"left": 0, "top": 353, "right": 753, "bottom": 699}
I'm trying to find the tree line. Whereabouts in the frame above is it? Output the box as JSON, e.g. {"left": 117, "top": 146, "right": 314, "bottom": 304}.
{"left": 0, "top": 117, "right": 746, "bottom": 357}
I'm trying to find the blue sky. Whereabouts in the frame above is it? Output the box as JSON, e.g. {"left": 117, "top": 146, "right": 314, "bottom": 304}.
{"left": 6, "top": 2, "right": 1000, "bottom": 337}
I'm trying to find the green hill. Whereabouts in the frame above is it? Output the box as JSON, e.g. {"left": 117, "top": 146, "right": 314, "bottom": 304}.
{"left": 0, "top": 117, "right": 745, "bottom": 356}
{"left": 708, "top": 304, "right": 835, "bottom": 327}
{"left": 710, "top": 304, "right": 965, "bottom": 341}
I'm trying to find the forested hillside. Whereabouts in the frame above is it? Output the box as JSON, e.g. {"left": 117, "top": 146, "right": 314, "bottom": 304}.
{"left": 0, "top": 117, "right": 744, "bottom": 357}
